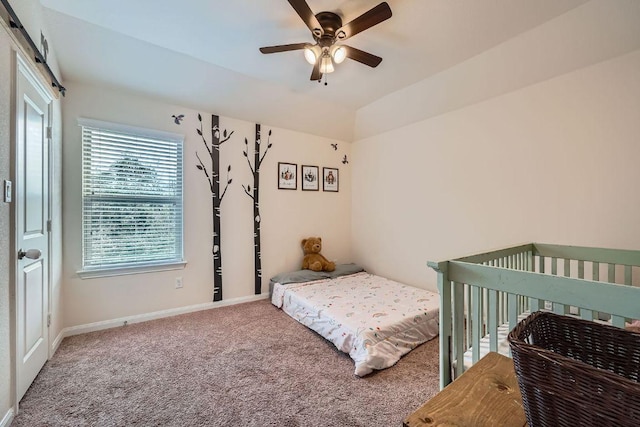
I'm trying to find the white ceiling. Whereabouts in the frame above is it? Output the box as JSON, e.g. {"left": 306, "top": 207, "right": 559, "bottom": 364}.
{"left": 40, "top": 0, "right": 591, "bottom": 140}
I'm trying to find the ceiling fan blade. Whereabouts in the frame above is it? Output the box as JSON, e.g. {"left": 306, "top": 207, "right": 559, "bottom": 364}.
{"left": 259, "top": 43, "right": 308, "bottom": 54}
{"left": 336, "top": 2, "right": 392, "bottom": 41}
{"left": 310, "top": 61, "right": 322, "bottom": 81}
{"left": 344, "top": 46, "right": 382, "bottom": 67}
{"left": 288, "top": 0, "right": 323, "bottom": 37}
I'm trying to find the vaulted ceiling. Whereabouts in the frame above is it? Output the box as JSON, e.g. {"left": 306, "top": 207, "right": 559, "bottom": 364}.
{"left": 40, "top": 0, "right": 602, "bottom": 140}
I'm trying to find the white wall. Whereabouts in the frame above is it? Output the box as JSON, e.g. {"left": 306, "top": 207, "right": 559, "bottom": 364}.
{"left": 1, "top": 0, "right": 64, "bottom": 421}
{"left": 354, "top": 0, "right": 640, "bottom": 140}
{"left": 0, "top": 26, "right": 14, "bottom": 425}
{"left": 351, "top": 49, "right": 640, "bottom": 292}
{"left": 61, "top": 81, "right": 352, "bottom": 327}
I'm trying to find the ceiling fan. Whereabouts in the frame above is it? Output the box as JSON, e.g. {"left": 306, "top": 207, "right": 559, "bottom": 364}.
{"left": 259, "top": 0, "right": 392, "bottom": 82}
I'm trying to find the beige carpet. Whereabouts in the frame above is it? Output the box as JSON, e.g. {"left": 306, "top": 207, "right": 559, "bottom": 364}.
{"left": 13, "top": 299, "right": 440, "bottom": 426}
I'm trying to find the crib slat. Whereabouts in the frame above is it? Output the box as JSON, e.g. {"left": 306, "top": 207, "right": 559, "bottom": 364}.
{"left": 576, "top": 261, "right": 585, "bottom": 317}
{"left": 578, "top": 260, "right": 584, "bottom": 279}
{"left": 553, "top": 303, "right": 566, "bottom": 315}
{"left": 452, "top": 282, "right": 465, "bottom": 378}
{"left": 507, "top": 294, "right": 518, "bottom": 331}
{"left": 553, "top": 258, "right": 571, "bottom": 315}
{"left": 612, "top": 315, "right": 626, "bottom": 328}
{"left": 581, "top": 309, "right": 594, "bottom": 321}
{"left": 593, "top": 262, "right": 601, "bottom": 319}
{"left": 608, "top": 263, "right": 615, "bottom": 284}
{"left": 530, "top": 297, "right": 541, "bottom": 312}
{"left": 482, "top": 288, "right": 488, "bottom": 337}
{"left": 502, "top": 292, "right": 508, "bottom": 324}
{"left": 551, "top": 257, "right": 557, "bottom": 275}
{"left": 471, "top": 285, "right": 482, "bottom": 364}
{"left": 488, "top": 290, "right": 499, "bottom": 353}
{"left": 562, "top": 259, "right": 571, "bottom": 315}
{"left": 465, "top": 285, "right": 471, "bottom": 351}
{"left": 625, "top": 265, "right": 632, "bottom": 286}
{"left": 552, "top": 258, "right": 567, "bottom": 314}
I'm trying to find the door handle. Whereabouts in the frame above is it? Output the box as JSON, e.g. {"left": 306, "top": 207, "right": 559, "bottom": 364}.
{"left": 18, "top": 248, "right": 41, "bottom": 260}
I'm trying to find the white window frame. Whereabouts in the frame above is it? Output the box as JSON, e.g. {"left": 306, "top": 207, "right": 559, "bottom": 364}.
{"left": 77, "top": 118, "right": 186, "bottom": 278}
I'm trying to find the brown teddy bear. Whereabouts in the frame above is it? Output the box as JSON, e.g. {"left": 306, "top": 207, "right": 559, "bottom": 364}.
{"left": 301, "top": 237, "right": 336, "bottom": 272}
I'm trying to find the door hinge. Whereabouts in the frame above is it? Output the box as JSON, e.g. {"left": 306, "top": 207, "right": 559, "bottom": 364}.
{"left": 46, "top": 127, "right": 52, "bottom": 139}
{"left": 47, "top": 219, "right": 52, "bottom": 232}
{"left": 47, "top": 314, "right": 51, "bottom": 327}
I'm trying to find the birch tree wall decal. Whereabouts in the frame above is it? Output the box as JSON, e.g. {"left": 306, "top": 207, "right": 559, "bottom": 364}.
{"left": 195, "top": 114, "right": 234, "bottom": 301}
{"left": 241, "top": 124, "right": 273, "bottom": 295}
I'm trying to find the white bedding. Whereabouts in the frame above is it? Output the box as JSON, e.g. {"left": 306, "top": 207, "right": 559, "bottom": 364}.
{"left": 271, "top": 272, "right": 439, "bottom": 376}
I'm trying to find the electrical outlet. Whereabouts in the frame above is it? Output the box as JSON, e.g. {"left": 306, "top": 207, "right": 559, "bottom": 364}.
{"left": 4, "top": 180, "right": 11, "bottom": 203}
{"left": 175, "top": 277, "right": 183, "bottom": 289}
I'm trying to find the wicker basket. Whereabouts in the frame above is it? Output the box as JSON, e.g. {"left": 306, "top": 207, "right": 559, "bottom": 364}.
{"left": 507, "top": 311, "right": 640, "bottom": 427}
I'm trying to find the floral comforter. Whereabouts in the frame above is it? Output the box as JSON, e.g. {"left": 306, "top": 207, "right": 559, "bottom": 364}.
{"left": 271, "top": 272, "right": 439, "bottom": 376}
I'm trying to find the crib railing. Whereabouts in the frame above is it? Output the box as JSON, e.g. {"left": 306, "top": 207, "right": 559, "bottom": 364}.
{"left": 429, "top": 243, "right": 640, "bottom": 389}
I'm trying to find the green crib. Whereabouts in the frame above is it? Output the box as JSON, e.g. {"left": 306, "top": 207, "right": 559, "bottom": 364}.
{"left": 429, "top": 243, "right": 640, "bottom": 389}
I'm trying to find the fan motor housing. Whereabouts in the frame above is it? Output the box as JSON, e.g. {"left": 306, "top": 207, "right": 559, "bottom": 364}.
{"left": 315, "top": 11, "right": 343, "bottom": 45}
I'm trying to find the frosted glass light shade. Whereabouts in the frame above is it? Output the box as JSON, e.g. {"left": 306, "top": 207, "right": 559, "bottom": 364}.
{"left": 304, "top": 46, "right": 318, "bottom": 65}
{"left": 319, "top": 55, "right": 334, "bottom": 73}
{"left": 332, "top": 45, "right": 346, "bottom": 64}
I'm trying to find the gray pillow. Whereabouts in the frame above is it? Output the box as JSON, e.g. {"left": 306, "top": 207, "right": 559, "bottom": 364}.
{"left": 270, "top": 263, "right": 365, "bottom": 285}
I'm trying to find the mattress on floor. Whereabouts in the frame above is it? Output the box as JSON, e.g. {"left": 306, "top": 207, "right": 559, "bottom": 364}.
{"left": 271, "top": 271, "right": 439, "bottom": 376}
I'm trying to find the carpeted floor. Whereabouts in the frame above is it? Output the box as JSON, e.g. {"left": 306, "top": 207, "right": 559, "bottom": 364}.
{"left": 12, "top": 299, "right": 440, "bottom": 427}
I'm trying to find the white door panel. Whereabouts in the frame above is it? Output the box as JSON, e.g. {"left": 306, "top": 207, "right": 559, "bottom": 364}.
{"left": 24, "top": 98, "right": 45, "bottom": 234}
{"left": 23, "top": 260, "right": 44, "bottom": 361}
{"left": 16, "top": 55, "right": 51, "bottom": 402}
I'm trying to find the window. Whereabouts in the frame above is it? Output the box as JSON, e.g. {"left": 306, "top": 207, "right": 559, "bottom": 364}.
{"left": 79, "top": 118, "right": 184, "bottom": 276}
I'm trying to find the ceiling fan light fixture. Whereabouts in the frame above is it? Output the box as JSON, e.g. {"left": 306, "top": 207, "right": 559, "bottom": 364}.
{"left": 304, "top": 45, "right": 320, "bottom": 65}
{"left": 331, "top": 45, "right": 347, "bottom": 64}
{"left": 319, "top": 54, "right": 334, "bottom": 74}
{"left": 259, "top": 0, "right": 393, "bottom": 82}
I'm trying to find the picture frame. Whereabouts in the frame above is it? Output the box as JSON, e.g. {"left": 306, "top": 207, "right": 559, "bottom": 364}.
{"left": 322, "top": 167, "right": 339, "bottom": 192}
{"left": 278, "top": 162, "right": 297, "bottom": 190}
{"left": 301, "top": 165, "right": 319, "bottom": 191}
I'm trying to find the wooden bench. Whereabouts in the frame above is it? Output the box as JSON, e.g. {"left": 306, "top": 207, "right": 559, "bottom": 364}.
{"left": 404, "top": 352, "right": 527, "bottom": 427}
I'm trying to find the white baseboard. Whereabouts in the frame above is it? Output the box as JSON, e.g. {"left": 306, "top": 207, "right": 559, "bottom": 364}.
{"left": 0, "top": 408, "right": 14, "bottom": 427}
{"left": 61, "top": 293, "right": 269, "bottom": 338}
{"left": 52, "top": 329, "right": 65, "bottom": 353}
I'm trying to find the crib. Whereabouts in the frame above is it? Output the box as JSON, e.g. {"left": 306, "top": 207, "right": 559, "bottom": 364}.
{"left": 429, "top": 243, "right": 640, "bottom": 389}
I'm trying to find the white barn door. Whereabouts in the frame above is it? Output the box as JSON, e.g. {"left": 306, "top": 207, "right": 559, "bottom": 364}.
{"left": 15, "top": 55, "right": 52, "bottom": 401}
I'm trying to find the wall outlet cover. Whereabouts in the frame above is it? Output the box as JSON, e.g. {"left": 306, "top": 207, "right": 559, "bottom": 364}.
{"left": 4, "top": 180, "right": 12, "bottom": 203}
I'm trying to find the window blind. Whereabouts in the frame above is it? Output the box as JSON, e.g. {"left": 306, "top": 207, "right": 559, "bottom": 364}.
{"left": 80, "top": 119, "right": 184, "bottom": 271}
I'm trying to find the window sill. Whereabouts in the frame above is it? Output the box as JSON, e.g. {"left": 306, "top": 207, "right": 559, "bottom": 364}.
{"left": 77, "top": 260, "right": 187, "bottom": 279}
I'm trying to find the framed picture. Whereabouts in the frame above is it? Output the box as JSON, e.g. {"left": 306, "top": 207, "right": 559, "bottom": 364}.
{"left": 322, "top": 167, "right": 339, "bottom": 192}
{"left": 301, "top": 165, "right": 319, "bottom": 191}
{"left": 278, "top": 162, "right": 297, "bottom": 190}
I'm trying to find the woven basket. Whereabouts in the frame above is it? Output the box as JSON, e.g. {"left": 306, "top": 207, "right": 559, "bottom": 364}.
{"left": 507, "top": 311, "right": 640, "bottom": 427}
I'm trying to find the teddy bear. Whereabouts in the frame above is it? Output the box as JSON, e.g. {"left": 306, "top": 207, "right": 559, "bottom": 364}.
{"left": 301, "top": 237, "right": 336, "bottom": 272}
